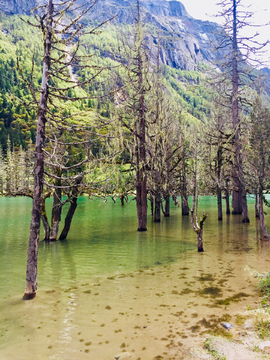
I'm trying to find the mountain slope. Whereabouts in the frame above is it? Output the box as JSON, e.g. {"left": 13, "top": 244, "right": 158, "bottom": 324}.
{"left": 0, "top": 0, "right": 225, "bottom": 71}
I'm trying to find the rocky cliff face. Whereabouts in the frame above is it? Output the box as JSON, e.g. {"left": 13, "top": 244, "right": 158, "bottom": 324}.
{"left": 0, "top": 0, "right": 226, "bottom": 71}
{"left": 0, "top": 0, "right": 39, "bottom": 14}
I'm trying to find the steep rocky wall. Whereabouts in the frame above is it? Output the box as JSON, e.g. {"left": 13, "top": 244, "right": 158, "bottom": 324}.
{"left": 0, "top": 0, "right": 38, "bottom": 14}
{"left": 0, "top": 0, "right": 225, "bottom": 71}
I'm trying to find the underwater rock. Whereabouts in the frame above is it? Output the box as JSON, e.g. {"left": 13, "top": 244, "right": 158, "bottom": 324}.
{"left": 221, "top": 322, "right": 234, "bottom": 330}
{"left": 114, "top": 352, "right": 135, "bottom": 360}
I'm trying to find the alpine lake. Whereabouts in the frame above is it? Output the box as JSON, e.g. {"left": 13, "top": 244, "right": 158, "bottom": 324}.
{"left": 0, "top": 196, "right": 269, "bottom": 360}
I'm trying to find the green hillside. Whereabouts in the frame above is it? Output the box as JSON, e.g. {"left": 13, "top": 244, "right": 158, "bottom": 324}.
{"left": 0, "top": 13, "right": 211, "bottom": 152}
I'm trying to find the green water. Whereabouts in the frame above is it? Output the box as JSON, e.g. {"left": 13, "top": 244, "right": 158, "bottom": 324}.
{"left": 0, "top": 196, "right": 197, "bottom": 297}
{"left": 0, "top": 196, "right": 270, "bottom": 360}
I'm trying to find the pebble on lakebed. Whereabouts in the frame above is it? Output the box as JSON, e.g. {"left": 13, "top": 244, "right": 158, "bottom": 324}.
{"left": 221, "top": 322, "right": 234, "bottom": 330}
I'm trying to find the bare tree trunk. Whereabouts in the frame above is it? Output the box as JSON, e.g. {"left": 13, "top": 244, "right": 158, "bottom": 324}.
{"left": 154, "top": 192, "right": 161, "bottom": 222}
{"left": 231, "top": 0, "right": 242, "bottom": 216}
{"left": 190, "top": 166, "right": 207, "bottom": 252}
{"left": 59, "top": 176, "right": 82, "bottom": 240}
{"left": 181, "top": 158, "right": 189, "bottom": 216}
{"left": 58, "top": 197, "right": 78, "bottom": 240}
{"left": 191, "top": 209, "right": 207, "bottom": 252}
{"left": 136, "top": 6, "right": 147, "bottom": 232}
{"left": 120, "top": 195, "right": 125, "bottom": 206}
{"left": 255, "top": 192, "right": 260, "bottom": 218}
{"left": 232, "top": 177, "right": 242, "bottom": 215}
{"left": 172, "top": 194, "right": 179, "bottom": 206}
{"left": 230, "top": 0, "right": 249, "bottom": 222}
{"left": 197, "top": 229, "right": 204, "bottom": 252}
{"left": 23, "top": 0, "right": 53, "bottom": 300}
{"left": 259, "top": 187, "right": 270, "bottom": 240}
{"left": 164, "top": 196, "right": 170, "bottom": 217}
{"left": 225, "top": 180, "right": 230, "bottom": 215}
{"left": 150, "top": 195, "right": 154, "bottom": 216}
{"left": 136, "top": 170, "right": 147, "bottom": 231}
{"left": 217, "top": 186, "right": 223, "bottom": 221}
{"left": 241, "top": 186, "right": 250, "bottom": 223}
{"left": 182, "top": 194, "right": 189, "bottom": 216}
{"left": 49, "top": 169, "right": 62, "bottom": 240}
{"left": 41, "top": 192, "right": 51, "bottom": 241}
{"left": 217, "top": 146, "right": 223, "bottom": 220}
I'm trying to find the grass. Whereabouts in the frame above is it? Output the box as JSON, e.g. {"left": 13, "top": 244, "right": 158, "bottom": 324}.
{"left": 256, "top": 318, "right": 270, "bottom": 339}
{"left": 204, "top": 338, "right": 227, "bottom": 360}
{"left": 258, "top": 275, "right": 270, "bottom": 297}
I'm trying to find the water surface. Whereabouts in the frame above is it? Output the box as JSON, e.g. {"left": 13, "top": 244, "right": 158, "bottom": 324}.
{"left": 0, "top": 196, "right": 269, "bottom": 360}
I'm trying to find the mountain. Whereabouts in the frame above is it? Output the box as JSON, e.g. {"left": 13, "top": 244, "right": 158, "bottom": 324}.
{"left": 0, "top": 0, "right": 37, "bottom": 14}
{"left": 0, "top": 0, "right": 225, "bottom": 71}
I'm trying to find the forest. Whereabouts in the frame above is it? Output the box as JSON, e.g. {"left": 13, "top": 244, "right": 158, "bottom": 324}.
{"left": 0, "top": 0, "right": 270, "bottom": 303}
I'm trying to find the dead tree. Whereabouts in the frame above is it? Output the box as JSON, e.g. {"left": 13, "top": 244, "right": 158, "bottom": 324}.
{"left": 189, "top": 126, "right": 208, "bottom": 252}
{"left": 21, "top": 0, "right": 115, "bottom": 300}
{"left": 115, "top": 0, "right": 150, "bottom": 231}
{"left": 248, "top": 95, "right": 270, "bottom": 240}
{"left": 213, "top": 0, "right": 269, "bottom": 223}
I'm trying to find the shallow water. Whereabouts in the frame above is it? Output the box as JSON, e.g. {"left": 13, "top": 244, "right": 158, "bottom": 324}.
{"left": 0, "top": 196, "right": 270, "bottom": 360}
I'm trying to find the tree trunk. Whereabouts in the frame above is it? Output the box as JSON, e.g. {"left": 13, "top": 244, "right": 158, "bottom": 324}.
{"left": 225, "top": 183, "right": 230, "bottom": 215}
{"left": 136, "top": 11, "right": 147, "bottom": 232}
{"left": 181, "top": 162, "right": 189, "bottom": 216}
{"left": 230, "top": 0, "right": 249, "bottom": 223}
{"left": 154, "top": 192, "right": 161, "bottom": 222}
{"left": 232, "top": 182, "right": 242, "bottom": 214}
{"left": 49, "top": 170, "right": 62, "bottom": 241}
{"left": 241, "top": 187, "right": 250, "bottom": 223}
{"left": 59, "top": 176, "right": 82, "bottom": 240}
{"left": 120, "top": 195, "right": 125, "bottom": 206}
{"left": 150, "top": 196, "right": 154, "bottom": 216}
{"left": 182, "top": 195, "right": 189, "bottom": 216}
{"left": 41, "top": 192, "right": 51, "bottom": 241}
{"left": 231, "top": 0, "right": 242, "bottom": 216}
{"left": 217, "top": 146, "right": 222, "bottom": 220}
{"left": 136, "top": 173, "right": 147, "bottom": 231}
{"left": 197, "top": 230, "right": 204, "bottom": 252}
{"left": 191, "top": 210, "right": 207, "bottom": 253}
{"left": 259, "top": 187, "right": 270, "bottom": 240}
{"left": 255, "top": 192, "right": 260, "bottom": 218}
{"left": 217, "top": 185, "right": 223, "bottom": 221}
{"left": 23, "top": 0, "right": 53, "bottom": 300}
{"left": 164, "top": 196, "right": 170, "bottom": 217}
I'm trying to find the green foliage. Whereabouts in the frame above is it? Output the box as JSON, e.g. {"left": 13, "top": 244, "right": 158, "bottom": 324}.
{"left": 0, "top": 10, "right": 214, "bottom": 154}
{"left": 0, "top": 13, "right": 43, "bottom": 150}
{"left": 258, "top": 275, "right": 270, "bottom": 297}
{"left": 256, "top": 318, "right": 270, "bottom": 339}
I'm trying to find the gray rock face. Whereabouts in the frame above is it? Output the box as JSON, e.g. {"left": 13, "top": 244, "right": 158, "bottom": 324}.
{"left": 0, "top": 0, "right": 38, "bottom": 14}
{"left": 142, "top": 0, "right": 190, "bottom": 18}
{"left": 0, "top": 0, "right": 226, "bottom": 70}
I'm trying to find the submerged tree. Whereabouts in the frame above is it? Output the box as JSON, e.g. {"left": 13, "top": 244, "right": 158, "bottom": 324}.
{"left": 203, "top": 91, "right": 233, "bottom": 221}
{"left": 115, "top": 0, "right": 151, "bottom": 231}
{"left": 189, "top": 125, "right": 207, "bottom": 252}
{"left": 146, "top": 46, "right": 183, "bottom": 223}
{"left": 22, "top": 0, "right": 114, "bottom": 300}
{"left": 248, "top": 95, "right": 270, "bottom": 240}
{"left": 213, "top": 0, "right": 269, "bottom": 222}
